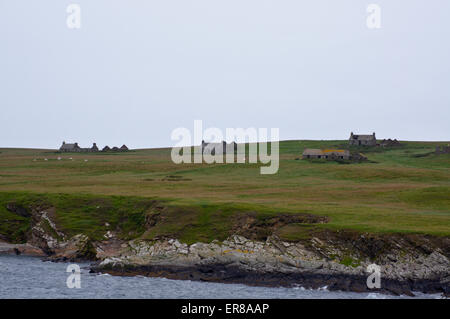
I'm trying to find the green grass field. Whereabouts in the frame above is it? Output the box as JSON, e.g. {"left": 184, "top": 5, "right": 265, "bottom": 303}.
{"left": 0, "top": 140, "right": 449, "bottom": 244}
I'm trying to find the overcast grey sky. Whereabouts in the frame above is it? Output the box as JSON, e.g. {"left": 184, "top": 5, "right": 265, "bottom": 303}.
{"left": 1, "top": 1, "right": 449, "bottom": 149}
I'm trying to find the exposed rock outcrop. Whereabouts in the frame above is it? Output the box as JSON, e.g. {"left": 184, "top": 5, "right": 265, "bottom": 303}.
{"left": 49, "top": 234, "right": 98, "bottom": 262}
{"left": 2, "top": 206, "right": 96, "bottom": 261}
{"left": 92, "top": 235, "right": 450, "bottom": 296}
{"left": 1, "top": 204, "right": 449, "bottom": 297}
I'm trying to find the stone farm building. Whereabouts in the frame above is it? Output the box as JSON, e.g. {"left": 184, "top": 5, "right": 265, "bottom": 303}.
{"left": 302, "top": 149, "right": 351, "bottom": 160}
{"left": 349, "top": 132, "right": 377, "bottom": 146}
{"left": 380, "top": 139, "right": 401, "bottom": 147}
{"left": 202, "top": 140, "right": 237, "bottom": 155}
{"left": 59, "top": 142, "right": 129, "bottom": 153}
{"left": 102, "top": 145, "right": 128, "bottom": 152}
{"left": 435, "top": 145, "right": 450, "bottom": 154}
{"left": 59, "top": 142, "right": 99, "bottom": 153}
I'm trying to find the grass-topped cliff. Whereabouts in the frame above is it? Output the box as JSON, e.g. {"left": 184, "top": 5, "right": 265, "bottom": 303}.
{"left": 0, "top": 140, "right": 449, "bottom": 244}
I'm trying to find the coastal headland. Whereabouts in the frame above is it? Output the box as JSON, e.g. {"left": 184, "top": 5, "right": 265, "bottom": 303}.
{"left": 0, "top": 140, "right": 449, "bottom": 296}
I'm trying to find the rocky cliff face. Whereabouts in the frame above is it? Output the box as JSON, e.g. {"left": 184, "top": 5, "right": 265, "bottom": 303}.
{"left": 1, "top": 205, "right": 97, "bottom": 261}
{"left": 92, "top": 234, "right": 449, "bottom": 296}
{"left": 1, "top": 206, "right": 449, "bottom": 297}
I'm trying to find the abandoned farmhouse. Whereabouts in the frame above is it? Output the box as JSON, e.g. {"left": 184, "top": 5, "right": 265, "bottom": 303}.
{"left": 201, "top": 140, "right": 238, "bottom": 155}
{"left": 435, "top": 145, "right": 450, "bottom": 154}
{"left": 349, "top": 132, "right": 377, "bottom": 146}
{"left": 302, "top": 132, "right": 380, "bottom": 161}
{"left": 59, "top": 142, "right": 129, "bottom": 153}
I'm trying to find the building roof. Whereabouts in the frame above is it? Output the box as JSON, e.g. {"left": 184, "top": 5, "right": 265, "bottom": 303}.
{"left": 323, "top": 149, "right": 350, "bottom": 156}
{"left": 120, "top": 145, "right": 128, "bottom": 150}
{"left": 60, "top": 143, "right": 78, "bottom": 150}
{"left": 350, "top": 133, "right": 376, "bottom": 141}
{"left": 302, "top": 149, "right": 324, "bottom": 156}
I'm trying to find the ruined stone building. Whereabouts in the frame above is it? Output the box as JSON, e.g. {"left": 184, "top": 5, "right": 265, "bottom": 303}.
{"left": 349, "top": 132, "right": 377, "bottom": 146}
{"left": 202, "top": 140, "right": 237, "bottom": 155}
{"left": 59, "top": 142, "right": 128, "bottom": 153}
{"left": 435, "top": 145, "right": 450, "bottom": 154}
{"left": 380, "top": 139, "right": 401, "bottom": 147}
{"left": 302, "top": 149, "right": 351, "bottom": 160}
{"left": 59, "top": 142, "right": 80, "bottom": 152}
{"left": 59, "top": 142, "right": 98, "bottom": 153}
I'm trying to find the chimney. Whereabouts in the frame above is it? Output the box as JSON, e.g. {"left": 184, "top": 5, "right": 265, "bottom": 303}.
{"left": 63, "top": 141, "right": 65, "bottom": 145}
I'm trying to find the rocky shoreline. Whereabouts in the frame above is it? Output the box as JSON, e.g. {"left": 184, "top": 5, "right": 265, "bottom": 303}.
{"left": 88, "top": 235, "right": 449, "bottom": 297}
{"left": 91, "top": 262, "right": 446, "bottom": 297}
{"left": 2, "top": 233, "right": 449, "bottom": 297}
{"left": 1, "top": 206, "right": 449, "bottom": 297}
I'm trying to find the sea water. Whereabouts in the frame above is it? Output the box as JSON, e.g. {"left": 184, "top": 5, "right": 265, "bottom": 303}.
{"left": 0, "top": 255, "right": 442, "bottom": 299}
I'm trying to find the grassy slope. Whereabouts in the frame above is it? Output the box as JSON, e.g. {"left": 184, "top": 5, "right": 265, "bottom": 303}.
{"left": 0, "top": 140, "right": 449, "bottom": 244}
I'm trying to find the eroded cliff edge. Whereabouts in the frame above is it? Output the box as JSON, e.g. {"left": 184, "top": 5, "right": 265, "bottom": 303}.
{"left": 0, "top": 201, "right": 449, "bottom": 297}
